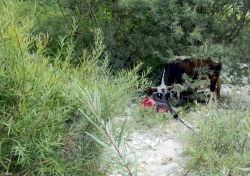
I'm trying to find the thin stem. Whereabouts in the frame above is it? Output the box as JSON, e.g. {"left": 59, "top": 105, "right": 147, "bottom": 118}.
{"left": 14, "top": 30, "right": 26, "bottom": 95}
{"left": 84, "top": 0, "right": 99, "bottom": 28}
{"left": 88, "top": 97, "right": 133, "bottom": 176}
{"left": 0, "top": 111, "right": 48, "bottom": 140}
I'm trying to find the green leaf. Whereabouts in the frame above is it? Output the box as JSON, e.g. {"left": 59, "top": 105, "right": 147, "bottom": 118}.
{"left": 103, "top": 95, "right": 110, "bottom": 124}
{"left": 238, "top": 167, "right": 250, "bottom": 172}
{"left": 79, "top": 109, "right": 103, "bottom": 133}
{"left": 118, "top": 117, "right": 128, "bottom": 148}
{"left": 106, "top": 157, "right": 128, "bottom": 174}
{"left": 85, "top": 132, "right": 119, "bottom": 158}
{"left": 121, "top": 136, "right": 125, "bottom": 159}
{"left": 133, "top": 152, "right": 138, "bottom": 176}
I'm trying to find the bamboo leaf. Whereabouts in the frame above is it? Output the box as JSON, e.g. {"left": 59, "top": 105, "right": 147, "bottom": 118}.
{"left": 133, "top": 152, "right": 138, "bottom": 176}
{"left": 103, "top": 95, "right": 110, "bottom": 124}
{"left": 118, "top": 117, "right": 128, "bottom": 147}
{"left": 121, "top": 136, "right": 126, "bottom": 160}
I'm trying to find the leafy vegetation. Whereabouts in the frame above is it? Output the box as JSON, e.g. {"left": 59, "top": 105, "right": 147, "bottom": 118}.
{"left": 182, "top": 100, "right": 250, "bottom": 175}
{"left": 74, "top": 86, "right": 137, "bottom": 176}
{"left": 0, "top": 0, "right": 250, "bottom": 175}
{"left": 136, "top": 107, "right": 173, "bottom": 130}
{"left": 0, "top": 1, "right": 149, "bottom": 175}
{"left": 27, "top": 0, "right": 250, "bottom": 84}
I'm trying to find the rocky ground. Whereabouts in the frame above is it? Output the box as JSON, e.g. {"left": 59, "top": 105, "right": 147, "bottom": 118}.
{"left": 110, "top": 84, "right": 250, "bottom": 176}
{"left": 125, "top": 123, "right": 189, "bottom": 176}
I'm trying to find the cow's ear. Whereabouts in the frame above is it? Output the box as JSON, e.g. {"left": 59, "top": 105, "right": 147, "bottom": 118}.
{"left": 150, "top": 87, "right": 157, "bottom": 93}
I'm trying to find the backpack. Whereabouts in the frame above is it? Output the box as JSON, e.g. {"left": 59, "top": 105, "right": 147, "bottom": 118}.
{"left": 141, "top": 87, "right": 192, "bottom": 129}
{"left": 141, "top": 91, "right": 174, "bottom": 114}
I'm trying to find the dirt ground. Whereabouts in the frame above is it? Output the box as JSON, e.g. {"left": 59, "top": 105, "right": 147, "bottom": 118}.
{"left": 109, "top": 84, "right": 250, "bottom": 176}
{"left": 126, "top": 121, "right": 190, "bottom": 176}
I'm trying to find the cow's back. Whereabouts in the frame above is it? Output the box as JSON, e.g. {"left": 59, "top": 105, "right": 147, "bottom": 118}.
{"left": 162, "top": 58, "right": 222, "bottom": 91}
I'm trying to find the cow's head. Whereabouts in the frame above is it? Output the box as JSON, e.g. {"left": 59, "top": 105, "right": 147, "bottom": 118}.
{"left": 209, "top": 62, "right": 222, "bottom": 92}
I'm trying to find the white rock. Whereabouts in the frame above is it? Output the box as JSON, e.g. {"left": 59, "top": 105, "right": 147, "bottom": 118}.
{"left": 161, "top": 163, "right": 179, "bottom": 172}
{"left": 146, "top": 157, "right": 156, "bottom": 164}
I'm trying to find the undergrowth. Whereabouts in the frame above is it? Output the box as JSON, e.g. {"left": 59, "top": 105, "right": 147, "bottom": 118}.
{"left": 2, "top": 1, "right": 249, "bottom": 176}
{"left": 182, "top": 99, "right": 250, "bottom": 175}
{"left": 134, "top": 107, "right": 172, "bottom": 130}
{"left": 0, "top": 1, "right": 150, "bottom": 175}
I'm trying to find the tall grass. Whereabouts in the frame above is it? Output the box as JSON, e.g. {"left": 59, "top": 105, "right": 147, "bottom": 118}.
{"left": 0, "top": 1, "right": 150, "bottom": 175}
{"left": 183, "top": 101, "right": 250, "bottom": 175}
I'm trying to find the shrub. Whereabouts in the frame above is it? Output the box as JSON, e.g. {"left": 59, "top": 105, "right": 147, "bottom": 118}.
{"left": 183, "top": 101, "right": 250, "bottom": 175}
{"left": 0, "top": 1, "right": 150, "bottom": 175}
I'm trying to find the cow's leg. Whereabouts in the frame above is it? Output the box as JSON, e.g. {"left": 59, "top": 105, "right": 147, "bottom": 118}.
{"left": 208, "top": 76, "right": 220, "bottom": 107}
{"left": 215, "top": 75, "right": 221, "bottom": 99}
{"left": 208, "top": 91, "right": 213, "bottom": 106}
{"left": 208, "top": 91, "right": 217, "bottom": 107}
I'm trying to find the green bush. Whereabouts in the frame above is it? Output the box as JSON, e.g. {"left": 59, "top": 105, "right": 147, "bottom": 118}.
{"left": 0, "top": 1, "right": 150, "bottom": 175}
{"left": 183, "top": 102, "right": 250, "bottom": 175}
{"left": 134, "top": 107, "right": 172, "bottom": 130}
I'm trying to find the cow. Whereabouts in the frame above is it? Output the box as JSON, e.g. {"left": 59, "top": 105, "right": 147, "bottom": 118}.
{"left": 159, "top": 57, "right": 222, "bottom": 105}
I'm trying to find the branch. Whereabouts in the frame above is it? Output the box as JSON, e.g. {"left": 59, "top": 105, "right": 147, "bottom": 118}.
{"left": 84, "top": 0, "right": 99, "bottom": 28}
{"left": 14, "top": 30, "right": 26, "bottom": 95}
{"left": 88, "top": 98, "right": 133, "bottom": 176}
{"left": 227, "top": 2, "right": 250, "bottom": 43}
{"left": 12, "top": 160, "right": 51, "bottom": 176}
{"left": 0, "top": 111, "right": 48, "bottom": 140}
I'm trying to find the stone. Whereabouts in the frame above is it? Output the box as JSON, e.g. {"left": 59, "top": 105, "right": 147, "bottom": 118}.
{"left": 161, "top": 156, "right": 173, "bottom": 165}
{"left": 160, "top": 163, "right": 179, "bottom": 172}
{"left": 146, "top": 157, "right": 156, "bottom": 164}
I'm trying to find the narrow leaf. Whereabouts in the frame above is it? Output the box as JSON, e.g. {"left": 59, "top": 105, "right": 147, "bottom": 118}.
{"left": 121, "top": 136, "right": 126, "bottom": 159}
{"left": 106, "top": 157, "right": 127, "bottom": 174}
{"left": 80, "top": 109, "right": 103, "bottom": 133}
{"left": 118, "top": 117, "right": 128, "bottom": 147}
{"left": 103, "top": 95, "right": 110, "bottom": 124}
{"left": 133, "top": 152, "right": 138, "bottom": 176}
{"left": 238, "top": 167, "right": 250, "bottom": 171}
{"left": 85, "top": 132, "right": 119, "bottom": 158}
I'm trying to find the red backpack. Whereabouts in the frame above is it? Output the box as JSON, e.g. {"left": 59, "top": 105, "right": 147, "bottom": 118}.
{"left": 141, "top": 92, "right": 172, "bottom": 113}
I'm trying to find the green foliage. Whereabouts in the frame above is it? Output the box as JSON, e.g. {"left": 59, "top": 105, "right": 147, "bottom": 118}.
{"left": 74, "top": 87, "right": 137, "bottom": 176}
{"left": 0, "top": 1, "right": 150, "bottom": 175}
{"left": 2, "top": 0, "right": 250, "bottom": 175}
{"left": 134, "top": 107, "right": 172, "bottom": 130}
{"left": 19, "top": 0, "right": 250, "bottom": 85}
{"left": 183, "top": 101, "right": 250, "bottom": 175}
{"left": 0, "top": 2, "right": 72, "bottom": 175}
